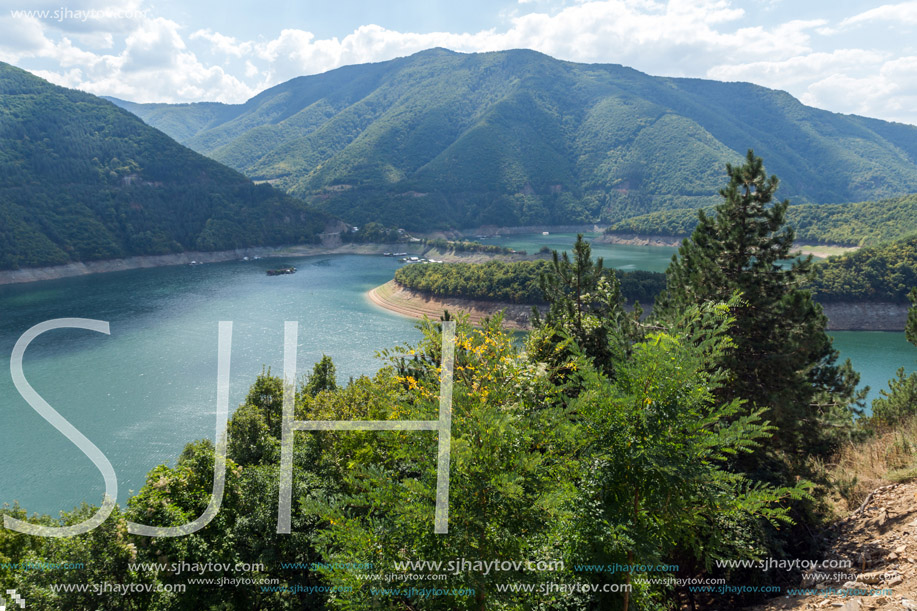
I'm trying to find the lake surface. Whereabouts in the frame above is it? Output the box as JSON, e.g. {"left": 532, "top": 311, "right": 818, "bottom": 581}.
{"left": 486, "top": 231, "right": 676, "bottom": 273}
{"left": 0, "top": 256, "right": 420, "bottom": 516}
{"left": 0, "top": 238, "right": 912, "bottom": 515}
{"left": 830, "top": 331, "right": 916, "bottom": 405}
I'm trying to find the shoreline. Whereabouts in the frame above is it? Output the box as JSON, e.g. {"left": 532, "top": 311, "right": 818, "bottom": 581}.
{"left": 368, "top": 281, "right": 909, "bottom": 332}
{"left": 0, "top": 242, "right": 534, "bottom": 287}
{"left": 367, "top": 281, "right": 541, "bottom": 330}
{"left": 1, "top": 227, "right": 856, "bottom": 288}
{"left": 599, "top": 233, "right": 859, "bottom": 258}
{"left": 451, "top": 223, "right": 606, "bottom": 238}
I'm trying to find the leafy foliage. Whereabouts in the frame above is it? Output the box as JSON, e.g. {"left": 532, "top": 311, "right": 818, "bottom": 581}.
{"left": 0, "top": 62, "right": 333, "bottom": 271}
{"left": 395, "top": 234, "right": 917, "bottom": 309}
{"left": 607, "top": 194, "right": 917, "bottom": 247}
{"left": 421, "top": 238, "right": 521, "bottom": 255}
{"left": 338, "top": 222, "right": 404, "bottom": 244}
{"left": 2, "top": 305, "right": 804, "bottom": 610}
{"left": 567, "top": 300, "right": 808, "bottom": 610}
{"left": 394, "top": 258, "right": 666, "bottom": 305}
{"left": 811, "top": 236, "right": 917, "bottom": 303}
{"left": 654, "top": 151, "right": 864, "bottom": 460}
{"left": 529, "top": 235, "right": 642, "bottom": 379}
{"left": 870, "top": 368, "right": 917, "bottom": 428}
{"left": 112, "top": 49, "right": 917, "bottom": 231}
{"left": 304, "top": 355, "right": 338, "bottom": 397}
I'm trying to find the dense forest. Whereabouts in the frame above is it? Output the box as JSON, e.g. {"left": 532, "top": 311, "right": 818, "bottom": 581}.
{"left": 112, "top": 49, "right": 917, "bottom": 231}
{"left": 4, "top": 153, "right": 915, "bottom": 610}
{"left": 421, "top": 239, "right": 523, "bottom": 256}
{"left": 0, "top": 62, "right": 334, "bottom": 271}
{"left": 395, "top": 259, "right": 665, "bottom": 305}
{"left": 810, "top": 235, "right": 917, "bottom": 302}
{"left": 606, "top": 194, "right": 917, "bottom": 246}
{"left": 338, "top": 223, "right": 523, "bottom": 255}
{"left": 394, "top": 234, "right": 917, "bottom": 306}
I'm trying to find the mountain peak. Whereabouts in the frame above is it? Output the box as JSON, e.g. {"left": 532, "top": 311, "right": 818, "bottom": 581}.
{"left": 107, "top": 51, "right": 917, "bottom": 231}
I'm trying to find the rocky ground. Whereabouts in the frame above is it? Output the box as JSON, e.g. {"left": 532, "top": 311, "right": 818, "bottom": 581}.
{"left": 750, "top": 480, "right": 917, "bottom": 611}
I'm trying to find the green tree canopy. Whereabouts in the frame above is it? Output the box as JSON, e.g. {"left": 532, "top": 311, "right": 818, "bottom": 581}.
{"left": 654, "top": 150, "right": 864, "bottom": 461}
{"left": 530, "top": 235, "right": 641, "bottom": 379}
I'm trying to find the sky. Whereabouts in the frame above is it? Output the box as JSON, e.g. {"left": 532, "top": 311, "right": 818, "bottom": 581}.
{"left": 1, "top": 0, "right": 916, "bottom": 124}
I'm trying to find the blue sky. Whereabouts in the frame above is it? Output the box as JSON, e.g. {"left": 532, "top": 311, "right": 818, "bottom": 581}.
{"left": 1, "top": 0, "right": 916, "bottom": 124}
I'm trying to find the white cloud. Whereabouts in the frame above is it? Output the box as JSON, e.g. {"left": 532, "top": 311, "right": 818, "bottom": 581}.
{"left": 1, "top": 0, "right": 915, "bottom": 124}
{"left": 244, "top": 60, "right": 258, "bottom": 78}
{"left": 120, "top": 17, "right": 185, "bottom": 72}
{"left": 839, "top": 1, "right": 917, "bottom": 28}
{"left": 191, "top": 29, "right": 253, "bottom": 58}
{"left": 707, "top": 49, "right": 887, "bottom": 88}
{"left": 0, "top": 15, "right": 54, "bottom": 60}
{"left": 237, "top": 0, "right": 816, "bottom": 88}
{"left": 708, "top": 49, "right": 917, "bottom": 124}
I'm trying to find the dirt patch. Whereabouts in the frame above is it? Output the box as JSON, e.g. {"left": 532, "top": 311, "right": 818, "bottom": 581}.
{"left": 367, "top": 281, "right": 541, "bottom": 330}
{"left": 795, "top": 244, "right": 860, "bottom": 259}
{"left": 748, "top": 480, "right": 917, "bottom": 611}
{"left": 599, "top": 233, "right": 685, "bottom": 247}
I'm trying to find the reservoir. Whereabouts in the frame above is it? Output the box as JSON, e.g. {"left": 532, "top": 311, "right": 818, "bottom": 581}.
{"left": 0, "top": 255, "right": 419, "bottom": 516}
{"left": 485, "top": 231, "right": 677, "bottom": 273}
{"left": 0, "top": 239, "right": 912, "bottom": 515}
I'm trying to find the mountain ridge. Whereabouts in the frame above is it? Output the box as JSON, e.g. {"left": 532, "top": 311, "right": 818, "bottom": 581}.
{"left": 0, "top": 61, "right": 336, "bottom": 271}
{"left": 108, "top": 48, "right": 917, "bottom": 231}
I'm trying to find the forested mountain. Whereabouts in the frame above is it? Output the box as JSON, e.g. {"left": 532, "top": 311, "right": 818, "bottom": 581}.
{"left": 0, "top": 62, "right": 334, "bottom": 271}
{"left": 110, "top": 48, "right": 917, "bottom": 231}
{"left": 607, "top": 194, "right": 917, "bottom": 246}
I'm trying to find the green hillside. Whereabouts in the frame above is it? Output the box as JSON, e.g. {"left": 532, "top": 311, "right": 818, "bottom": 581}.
{"left": 0, "top": 62, "right": 334, "bottom": 271}
{"left": 811, "top": 235, "right": 917, "bottom": 302}
{"left": 111, "top": 48, "right": 917, "bottom": 231}
{"left": 607, "top": 194, "right": 917, "bottom": 246}
{"left": 104, "top": 97, "right": 236, "bottom": 145}
{"left": 394, "top": 259, "right": 665, "bottom": 305}
{"left": 393, "top": 235, "right": 917, "bottom": 306}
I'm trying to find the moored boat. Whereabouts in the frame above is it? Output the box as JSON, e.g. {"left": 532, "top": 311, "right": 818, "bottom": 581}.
{"left": 266, "top": 266, "right": 296, "bottom": 276}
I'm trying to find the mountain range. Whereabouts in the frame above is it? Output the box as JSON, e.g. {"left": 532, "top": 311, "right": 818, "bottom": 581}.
{"left": 0, "top": 62, "right": 334, "bottom": 271}
{"left": 109, "top": 48, "right": 917, "bottom": 231}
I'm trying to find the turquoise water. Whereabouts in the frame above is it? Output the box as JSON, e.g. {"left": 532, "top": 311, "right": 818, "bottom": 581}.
{"left": 486, "top": 232, "right": 677, "bottom": 273}
{"left": 0, "top": 256, "right": 420, "bottom": 515}
{"left": 830, "top": 331, "right": 916, "bottom": 405}
{"left": 491, "top": 233, "right": 916, "bottom": 404}
{"left": 0, "top": 249, "right": 912, "bottom": 515}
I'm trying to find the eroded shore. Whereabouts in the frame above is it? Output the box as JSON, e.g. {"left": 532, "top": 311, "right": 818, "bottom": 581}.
{"left": 367, "top": 281, "right": 542, "bottom": 330}
{"left": 0, "top": 242, "right": 534, "bottom": 286}
{"left": 599, "top": 233, "right": 858, "bottom": 258}
{"left": 368, "top": 281, "right": 908, "bottom": 331}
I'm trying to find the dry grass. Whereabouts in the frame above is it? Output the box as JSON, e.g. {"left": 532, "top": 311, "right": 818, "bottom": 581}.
{"left": 823, "top": 415, "right": 917, "bottom": 513}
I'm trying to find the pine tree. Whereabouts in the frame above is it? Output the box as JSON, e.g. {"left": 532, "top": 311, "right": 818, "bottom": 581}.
{"left": 655, "top": 150, "right": 863, "bottom": 460}
{"left": 530, "top": 234, "right": 640, "bottom": 378}
{"left": 304, "top": 355, "right": 337, "bottom": 397}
